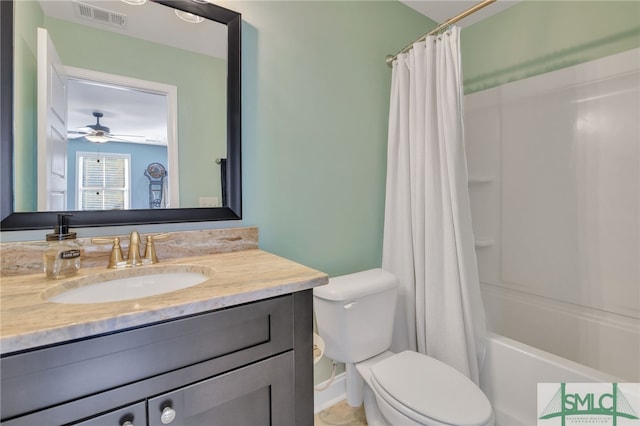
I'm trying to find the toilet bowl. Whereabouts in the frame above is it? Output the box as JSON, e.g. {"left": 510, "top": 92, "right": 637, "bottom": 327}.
{"left": 313, "top": 269, "right": 494, "bottom": 426}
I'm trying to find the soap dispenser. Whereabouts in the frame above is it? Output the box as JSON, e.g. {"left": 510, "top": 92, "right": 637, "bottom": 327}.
{"left": 44, "top": 214, "right": 82, "bottom": 279}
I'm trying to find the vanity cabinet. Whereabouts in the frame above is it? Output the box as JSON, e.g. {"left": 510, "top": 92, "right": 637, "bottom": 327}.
{"left": 0, "top": 291, "right": 313, "bottom": 426}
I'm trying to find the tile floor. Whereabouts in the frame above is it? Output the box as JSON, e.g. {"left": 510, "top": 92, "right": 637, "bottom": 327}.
{"left": 314, "top": 399, "right": 368, "bottom": 426}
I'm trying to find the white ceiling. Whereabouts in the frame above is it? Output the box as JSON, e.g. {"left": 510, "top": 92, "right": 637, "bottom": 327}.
{"left": 400, "top": 0, "right": 519, "bottom": 29}
{"left": 67, "top": 78, "right": 169, "bottom": 144}
{"left": 38, "top": 0, "right": 227, "bottom": 59}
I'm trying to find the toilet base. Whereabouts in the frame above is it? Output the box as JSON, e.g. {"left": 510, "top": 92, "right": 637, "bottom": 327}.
{"left": 345, "top": 363, "right": 364, "bottom": 407}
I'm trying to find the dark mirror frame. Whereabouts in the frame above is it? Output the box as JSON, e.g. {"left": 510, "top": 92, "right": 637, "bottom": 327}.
{"left": 0, "top": 0, "right": 241, "bottom": 231}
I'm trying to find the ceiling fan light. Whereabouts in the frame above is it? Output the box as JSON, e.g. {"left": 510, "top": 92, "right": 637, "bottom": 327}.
{"left": 175, "top": 10, "right": 204, "bottom": 23}
{"left": 85, "top": 135, "right": 111, "bottom": 143}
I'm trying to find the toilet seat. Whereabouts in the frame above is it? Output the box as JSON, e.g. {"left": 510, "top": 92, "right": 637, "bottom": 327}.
{"left": 370, "top": 351, "right": 493, "bottom": 426}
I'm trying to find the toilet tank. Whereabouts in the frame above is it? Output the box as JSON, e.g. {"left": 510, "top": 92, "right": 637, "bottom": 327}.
{"left": 313, "top": 268, "right": 398, "bottom": 364}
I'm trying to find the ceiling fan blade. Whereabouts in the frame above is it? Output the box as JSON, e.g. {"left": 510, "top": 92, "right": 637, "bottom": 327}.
{"left": 67, "top": 130, "right": 91, "bottom": 139}
{"left": 71, "top": 112, "right": 155, "bottom": 144}
{"left": 108, "top": 134, "right": 149, "bottom": 143}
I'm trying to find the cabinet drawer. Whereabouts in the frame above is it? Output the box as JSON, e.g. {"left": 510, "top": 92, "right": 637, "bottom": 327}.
{"left": 1, "top": 295, "right": 293, "bottom": 420}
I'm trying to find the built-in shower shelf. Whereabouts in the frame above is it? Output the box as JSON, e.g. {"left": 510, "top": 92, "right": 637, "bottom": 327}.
{"left": 468, "top": 176, "right": 494, "bottom": 185}
{"left": 474, "top": 239, "right": 494, "bottom": 249}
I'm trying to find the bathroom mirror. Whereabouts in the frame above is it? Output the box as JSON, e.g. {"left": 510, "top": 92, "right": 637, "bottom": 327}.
{"left": 0, "top": 0, "right": 242, "bottom": 230}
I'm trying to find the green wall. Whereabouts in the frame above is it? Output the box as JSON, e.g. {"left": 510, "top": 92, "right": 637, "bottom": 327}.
{"left": 7, "top": 0, "right": 639, "bottom": 285}
{"left": 234, "top": 0, "right": 639, "bottom": 278}
{"left": 7, "top": 0, "right": 638, "bottom": 272}
{"left": 13, "top": 0, "right": 42, "bottom": 211}
{"left": 233, "top": 0, "right": 432, "bottom": 276}
{"left": 461, "top": 1, "right": 640, "bottom": 94}
{"left": 228, "top": 2, "right": 432, "bottom": 385}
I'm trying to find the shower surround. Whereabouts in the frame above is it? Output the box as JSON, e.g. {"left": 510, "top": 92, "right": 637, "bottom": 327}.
{"left": 464, "top": 48, "right": 640, "bottom": 381}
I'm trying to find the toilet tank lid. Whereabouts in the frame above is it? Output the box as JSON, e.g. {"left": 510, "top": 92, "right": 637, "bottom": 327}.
{"left": 313, "top": 268, "right": 397, "bottom": 301}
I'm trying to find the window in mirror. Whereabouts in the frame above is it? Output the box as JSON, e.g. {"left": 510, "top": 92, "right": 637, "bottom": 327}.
{"left": 77, "top": 152, "right": 131, "bottom": 210}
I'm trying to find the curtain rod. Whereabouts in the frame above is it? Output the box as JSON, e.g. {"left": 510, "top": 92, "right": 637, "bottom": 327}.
{"left": 385, "top": 0, "right": 496, "bottom": 67}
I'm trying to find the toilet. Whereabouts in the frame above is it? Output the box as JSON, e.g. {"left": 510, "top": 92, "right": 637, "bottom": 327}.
{"left": 313, "top": 269, "right": 494, "bottom": 426}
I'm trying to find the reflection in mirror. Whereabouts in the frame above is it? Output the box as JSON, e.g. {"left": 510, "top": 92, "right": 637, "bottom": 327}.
{"left": 20, "top": 0, "right": 225, "bottom": 211}
{"left": 1, "top": 0, "right": 242, "bottom": 230}
{"left": 66, "top": 77, "right": 174, "bottom": 211}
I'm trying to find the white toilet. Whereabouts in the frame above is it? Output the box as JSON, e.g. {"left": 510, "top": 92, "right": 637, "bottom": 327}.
{"left": 313, "top": 268, "right": 494, "bottom": 426}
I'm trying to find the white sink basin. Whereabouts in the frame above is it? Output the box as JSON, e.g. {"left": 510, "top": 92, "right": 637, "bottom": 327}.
{"left": 45, "top": 265, "right": 214, "bottom": 304}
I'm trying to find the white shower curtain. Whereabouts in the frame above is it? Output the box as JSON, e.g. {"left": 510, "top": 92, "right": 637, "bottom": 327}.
{"left": 382, "top": 27, "right": 486, "bottom": 384}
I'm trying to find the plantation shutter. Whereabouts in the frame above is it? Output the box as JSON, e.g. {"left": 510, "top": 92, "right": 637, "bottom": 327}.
{"left": 78, "top": 153, "right": 130, "bottom": 210}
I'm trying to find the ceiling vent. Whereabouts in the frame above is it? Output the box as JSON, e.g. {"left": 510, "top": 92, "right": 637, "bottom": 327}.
{"left": 72, "top": 1, "right": 128, "bottom": 30}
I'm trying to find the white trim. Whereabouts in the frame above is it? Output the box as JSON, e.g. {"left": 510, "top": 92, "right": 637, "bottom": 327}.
{"left": 314, "top": 372, "right": 346, "bottom": 414}
{"left": 64, "top": 66, "right": 180, "bottom": 207}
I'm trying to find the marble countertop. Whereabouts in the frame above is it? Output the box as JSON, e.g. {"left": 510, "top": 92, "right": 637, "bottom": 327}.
{"left": 0, "top": 249, "right": 328, "bottom": 354}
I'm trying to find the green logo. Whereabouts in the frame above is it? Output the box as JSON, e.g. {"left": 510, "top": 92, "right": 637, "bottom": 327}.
{"left": 539, "top": 383, "right": 639, "bottom": 426}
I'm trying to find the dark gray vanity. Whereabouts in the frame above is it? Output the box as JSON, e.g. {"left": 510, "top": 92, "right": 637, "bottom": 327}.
{"left": 1, "top": 291, "right": 314, "bottom": 426}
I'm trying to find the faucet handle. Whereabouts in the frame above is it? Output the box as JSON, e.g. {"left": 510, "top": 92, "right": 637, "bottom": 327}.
{"left": 91, "top": 237, "right": 125, "bottom": 268}
{"left": 143, "top": 233, "right": 171, "bottom": 264}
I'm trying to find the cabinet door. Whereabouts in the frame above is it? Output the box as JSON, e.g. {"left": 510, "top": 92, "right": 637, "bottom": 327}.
{"left": 71, "top": 402, "right": 146, "bottom": 426}
{"left": 148, "top": 352, "right": 295, "bottom": 426}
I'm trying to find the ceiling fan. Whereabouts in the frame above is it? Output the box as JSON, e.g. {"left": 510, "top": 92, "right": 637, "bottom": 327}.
{"left": 67, "top": 111, "right": 145, "bottom": 143}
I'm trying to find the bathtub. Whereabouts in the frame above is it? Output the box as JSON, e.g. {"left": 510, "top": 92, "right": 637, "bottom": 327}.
{"left": 480, "top": 332, "right": 621, "bottom": 425}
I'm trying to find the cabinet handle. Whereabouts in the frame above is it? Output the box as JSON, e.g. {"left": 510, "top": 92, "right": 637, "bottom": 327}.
{"left": 160, "top": 406, "right": 177, "bottom": 424}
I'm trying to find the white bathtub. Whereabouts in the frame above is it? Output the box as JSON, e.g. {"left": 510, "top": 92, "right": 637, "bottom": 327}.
{"left": 480, "top": 332, "right": 621, "bottom": 425}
